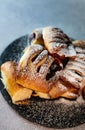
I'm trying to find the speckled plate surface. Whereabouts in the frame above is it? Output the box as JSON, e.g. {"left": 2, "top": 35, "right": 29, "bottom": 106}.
{"left": 0, "top": 35, "right": 85, "bottom": 129}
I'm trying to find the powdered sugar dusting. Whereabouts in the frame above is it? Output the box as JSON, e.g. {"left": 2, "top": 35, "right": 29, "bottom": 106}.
{"left": 33, "top": 50, "right": 48, "bottom": 65}
{"left": 58, "top": 82, "right": 67, "bottom": 91}
{"left": 28, "top": 44, "right": 43, "bottom": 57}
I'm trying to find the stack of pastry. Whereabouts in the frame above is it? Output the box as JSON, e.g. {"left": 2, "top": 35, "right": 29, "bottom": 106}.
{"left": 1, "top": 27, "right": 85, "bottom": 105}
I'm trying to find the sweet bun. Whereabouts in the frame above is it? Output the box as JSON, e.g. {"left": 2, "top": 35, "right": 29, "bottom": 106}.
{"left": 1, "top": 27, "right": 85, "bottom": 105}
{"left": 16, "top": 43, "right": 85, "bottom": 100}
{"left": 1, "top": 61, "right": 32, "bottom": 105}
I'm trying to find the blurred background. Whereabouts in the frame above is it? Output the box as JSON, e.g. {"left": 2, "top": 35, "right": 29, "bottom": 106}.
{"left": 0, "top": 0, "right": 85, "bottom": 130}
{"left": 0, "top": 0, "right": 85, "bottom": 53}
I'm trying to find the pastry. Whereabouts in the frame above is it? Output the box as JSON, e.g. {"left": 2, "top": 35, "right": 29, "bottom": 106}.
{"left": 30, "top": 26, "right": 76, "bottom": 68}
{"left": 16, "top": 43, "right": 85, "bottom": 100}
{"left": 1, "top": 27, "right": 85, "bottom": 105}
{"left": 1, "top": 61, "right": 32, "bottom": 105}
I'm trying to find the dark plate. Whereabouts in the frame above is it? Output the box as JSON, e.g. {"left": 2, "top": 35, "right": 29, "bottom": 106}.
{"left": 0, "top": 35, "right": 85, "bottom": 129}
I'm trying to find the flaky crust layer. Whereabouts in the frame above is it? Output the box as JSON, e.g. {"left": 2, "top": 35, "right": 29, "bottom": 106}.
{"left": 1, "top": 27, "right": 85, "bottom": 105}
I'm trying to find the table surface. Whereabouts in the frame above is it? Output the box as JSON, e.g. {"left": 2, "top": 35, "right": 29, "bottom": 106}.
{"left": 0, "top": 0, "right": 85, "bottom": 130}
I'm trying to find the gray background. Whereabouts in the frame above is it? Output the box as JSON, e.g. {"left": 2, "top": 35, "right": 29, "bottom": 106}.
{"left": 0, "top": 0, "right": 85, "bottom": 130}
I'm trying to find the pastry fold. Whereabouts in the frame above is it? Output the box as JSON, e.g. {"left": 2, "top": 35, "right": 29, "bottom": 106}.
{"left": 1, "top": 27, "right": 85, "bottom": 105}
{"left": 1, "top": 61, "right": 32, "bottom": 105}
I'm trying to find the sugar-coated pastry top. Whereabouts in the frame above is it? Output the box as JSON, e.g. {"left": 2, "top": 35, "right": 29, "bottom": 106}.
{"left": 1, "top": 26, "right": 85, "bottom": 105}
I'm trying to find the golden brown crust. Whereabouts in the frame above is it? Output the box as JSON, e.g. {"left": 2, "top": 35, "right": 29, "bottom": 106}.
{"left": 1, "top": 27, "right": 85, "bottom": 105}
{"left": 16, "top": 45, "right": 55, "bottom": 93}
{"left": 1, "top": 61, "right": 33, "bottom": 105}
{"left": 16, "top": 43, "right": 85, "bottom": 100}
{"left": 30, "top": 26, "right": 76, "bottom": 58}
{"left": 30, "top": 27, "right": 76, "bottom": 69}
{"left": 1, "top": 40, "right": 85, "bottom": 103}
